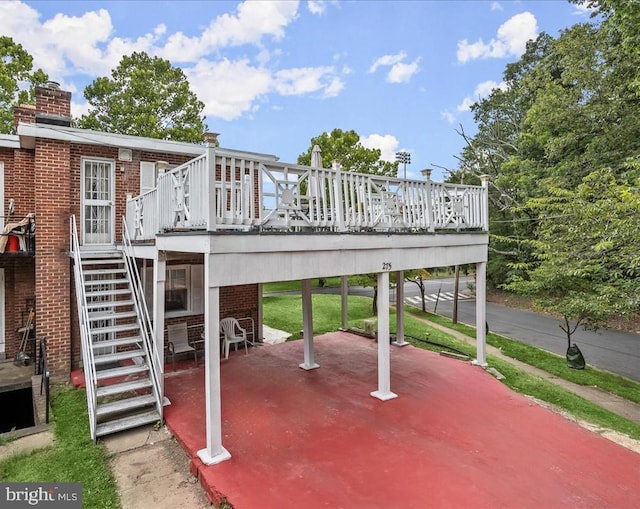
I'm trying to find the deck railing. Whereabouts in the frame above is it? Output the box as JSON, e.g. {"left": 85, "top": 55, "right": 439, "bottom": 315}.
{"left": 126, "top": 148, "right": 488, "bottom": 241}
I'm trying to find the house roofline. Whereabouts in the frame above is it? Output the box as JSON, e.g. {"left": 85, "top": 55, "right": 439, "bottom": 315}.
{"left": 16, "top": 122, "right": 279, "bottom": 161}
{"left": 0, "top": 133, "right": 20, "bottom": 149}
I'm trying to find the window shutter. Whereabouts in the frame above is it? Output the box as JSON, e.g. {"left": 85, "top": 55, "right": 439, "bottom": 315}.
{"left": 191, "top": 264, "right": 204, "bottom": 314}
{"left": 140, "top": 162, "right": 156, "bottom": 194}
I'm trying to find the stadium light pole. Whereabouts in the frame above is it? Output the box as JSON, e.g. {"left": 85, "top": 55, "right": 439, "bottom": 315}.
{"left": 395, "top": 151, "right": 411, "bottom": 179}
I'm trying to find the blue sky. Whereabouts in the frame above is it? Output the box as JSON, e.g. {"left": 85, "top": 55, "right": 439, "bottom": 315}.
{"left": 2, "top": 1, "right": 594, "bottom": 180}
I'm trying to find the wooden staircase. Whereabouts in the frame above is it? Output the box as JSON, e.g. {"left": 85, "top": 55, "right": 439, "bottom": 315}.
{"left": 80, "top": 251, "right": 162, "bottom": 438}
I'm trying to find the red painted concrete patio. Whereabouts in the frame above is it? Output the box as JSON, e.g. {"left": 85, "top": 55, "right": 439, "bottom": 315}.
{"left": 163, "top": 332, "right": 639, "bottom": 508}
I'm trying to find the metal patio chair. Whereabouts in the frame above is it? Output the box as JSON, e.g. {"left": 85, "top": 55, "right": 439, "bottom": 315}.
{"left": 167, "top": 322, "right": 197, "bottom": 370}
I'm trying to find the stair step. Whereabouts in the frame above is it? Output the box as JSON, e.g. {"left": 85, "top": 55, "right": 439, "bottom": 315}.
{"left": 96, "top": 378, "right": 153, "bottom": 398}
{"left": 92, "top": 323, "right": 140, "bottom": 335}
{"left": 80, "top": 251, "right": 121, "bottom": 259}
{"left": 96, "top": 394, "right": 157, "bottom": 418}
{"left": 89, "top": 310, "right": 138, "bottom": 321}
{"left": 95, "top": 363, "right": 149, "bottom": 381}
{"left": 94, "top": 349, "right": 145, "bottom": 365}
{"left": 86, "top": 299, "right": 134, "bottom": 310}
{"left": 84, "top": 277, "right": 129, "bottom": 287}
{"left": 92, "top": 336, "right": 141, "bottom": 350}
{"left": 95, "top": 409, "right": 161, "bottom": 437}
{"left": 81, "top": 257, "right": 124, "bottom": 265}
{"left": 84, "top": 268, "right": 127, "bottom": 276}
{"left": 87, "top": 288, "right": 131, "bottom": 298}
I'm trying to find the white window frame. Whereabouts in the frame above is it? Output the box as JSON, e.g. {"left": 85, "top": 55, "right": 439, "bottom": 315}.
{"left": 165, "top": 265, "right": 191, "bottom": 317}
{"left": 145, "top": 263, "right": 204, "bottom": 318}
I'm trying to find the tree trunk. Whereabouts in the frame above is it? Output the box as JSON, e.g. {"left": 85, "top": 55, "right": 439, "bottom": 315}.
{"left": 372, "top": 287, "right": 378, "bottom": 314}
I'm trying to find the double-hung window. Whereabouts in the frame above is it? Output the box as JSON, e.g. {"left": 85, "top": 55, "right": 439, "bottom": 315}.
{"left": 165, "top": 265, "right": 190, "bottom": 313}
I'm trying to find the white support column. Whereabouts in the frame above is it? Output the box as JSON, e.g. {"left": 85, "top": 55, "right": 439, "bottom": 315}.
{"left": 257, "top": 283, "right": 264, "bottom": 342}
{"left": 153, "top": 255, "right": 166, "bottom": 373}
{"left": 371, "top": 271, "right": 397, "bottom": 401}
{"left": 341, "top": 275, "right": 348, "bottom": 330}
{"left": 299, "top": 278, "right": 319, "bottom": 370}
{"left": 392, "top": 270, "right": 409, "bottom": 347}
{"left": 472, "top": 261, "right": 488, "bottom": 367}
{"left": 197, "top": 255, "right": 231, "bottom": 465}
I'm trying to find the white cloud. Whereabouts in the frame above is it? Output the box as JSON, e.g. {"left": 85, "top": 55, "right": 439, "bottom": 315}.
{"left": 307, "top": 1, "right": 326, "bottom": 15}
{"left": 274, "top": 66, "right": 339, "bottom": 96}
{"left": 359, "top": 134, "right": 400, "bottom": 163}
{"left": 369, "top": 52, "right": 407, "bottom": 73}
{"left": 323, "top": 77, "right": 345, "bottom": 98}
{"left": 490, "top": 2, "right": 503, "bottom": 11}
{"left": 441, "top": 110, "right": 456, "bottom": 125}
{"left": 71, "top": 100, "right": 91, "bottom": 119}
{"left": 457, "top": 80, "right": 507, "bottom": 112}
{"left": 572, "top": 1, "right": 596, "bottom": 16}
{"left": 186, "top": 59, "right": 272, "bottom": 120}
{"left": 457, "top": 12, "right": 538, "bottom": 63}
{"left": 0, "top": 0, "right": 347, "bottom": 121}
{"left": 370, "top": 52, "right": 420, "bottom": 83}
{"left": 386, "top": 58, "right": 421, "bottom": 84}
{"left": 0, "top": 0, "right": 300, "bottom": 79}
{"left": 160, "top": 0, "right": 299, "bottom": 62}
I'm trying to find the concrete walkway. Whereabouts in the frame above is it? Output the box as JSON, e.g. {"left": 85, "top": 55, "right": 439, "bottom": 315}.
{"left": 419, "top": 316, "right": 640, "bottom": 426}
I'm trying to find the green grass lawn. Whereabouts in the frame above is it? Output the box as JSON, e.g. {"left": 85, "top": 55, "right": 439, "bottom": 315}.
{"left": 264, "top": 293, "right": 640, "bottom": 440}
{"left": 0, "top": 387, "right": 120, "bottom": 509}
{"left": 263, "top": 277, "right": 342, "bottom": 293}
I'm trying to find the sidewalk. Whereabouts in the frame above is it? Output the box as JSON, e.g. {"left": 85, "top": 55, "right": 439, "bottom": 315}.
{"left": 419, "top": 316, "right": 640, "bottom": 426}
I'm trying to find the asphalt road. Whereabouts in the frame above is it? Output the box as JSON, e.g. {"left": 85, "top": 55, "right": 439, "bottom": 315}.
{"left": 315, "top": 277, "right": 640, "bottom": 382}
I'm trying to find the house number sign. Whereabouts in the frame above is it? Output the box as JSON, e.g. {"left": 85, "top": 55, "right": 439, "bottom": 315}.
{"left": 382, "top": 262, "right": 392, "bottom": 271}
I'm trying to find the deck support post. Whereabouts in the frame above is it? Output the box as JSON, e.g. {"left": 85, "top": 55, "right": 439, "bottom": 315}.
{"left": 197, "top": 256, "right": 231, "bottom": 465}
{"left": 393, "top": 270, "right": 408, "bottom": 347}
{"left": 153, "top": 254, "right": 166, "bottom": 399}
{"left": 473, "top": 260, "right": 488, "bottom": 367}
{"left": 300, "top": 278, "right": 319, "bottom": 370}
{"left": 341, "top": 275, "right": 348, "bottom": 329}
{"left": 371, "top": 271, "right": 397, "bottom": 401}
{"left": 257, "top": 283, "right": 264, "bottom": 343}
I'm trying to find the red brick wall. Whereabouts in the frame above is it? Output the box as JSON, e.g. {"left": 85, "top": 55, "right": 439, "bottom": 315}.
{"left": 69, "top": 145, "right": 192, "bottom": 243}
{"left": 13, "top": 105, "right": 36, "bottom": 132}
{"left": 35, "top": 137, "right": 71, "bottom": 380}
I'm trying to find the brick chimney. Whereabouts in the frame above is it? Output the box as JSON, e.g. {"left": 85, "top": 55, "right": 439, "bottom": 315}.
{"left": 34, "top": 81, "right": 71, "bottom": 127}
{"left": 13, "top": 104, "right": 36, "bottom": 132}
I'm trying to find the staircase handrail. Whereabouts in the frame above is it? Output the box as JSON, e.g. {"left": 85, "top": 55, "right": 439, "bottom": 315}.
{"left": 121, "top": 217, "right": 164, "bottom": 418}
{"left": 69, "top": 214, "right": 98, "bottom": 441}
{"left": 37, "top": 337, "right": 50, "bottom": 424}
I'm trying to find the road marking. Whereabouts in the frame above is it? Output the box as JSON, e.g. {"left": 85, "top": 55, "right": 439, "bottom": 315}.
{"left": 405, "top": 293, "right": 471, "bottom": 305}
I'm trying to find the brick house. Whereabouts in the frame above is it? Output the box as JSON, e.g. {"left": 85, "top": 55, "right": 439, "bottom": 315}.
{"left": 0, "top": 83, "right": 489, "bottom": 465}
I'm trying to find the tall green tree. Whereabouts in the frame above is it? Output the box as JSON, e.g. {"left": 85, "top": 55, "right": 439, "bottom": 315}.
{"left": 79, "top": 52, "right": 207, "bottom": 142}
{"left": 297, "top": 128, "right": 398, "bottom": 177}
{"left": 506, "top": 167, "right": 640, "bottom": 349}
{"left": 0, "top": 36, "right": 48, "bottom": 134}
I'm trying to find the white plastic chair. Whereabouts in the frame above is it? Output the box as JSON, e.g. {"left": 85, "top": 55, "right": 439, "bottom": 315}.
{"left": 220, "top": 317, "right": 249, "bottom": 360}
{"left": 167, "top": 322, "right": 197, "bottom": 370}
